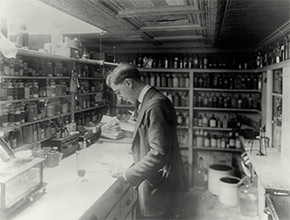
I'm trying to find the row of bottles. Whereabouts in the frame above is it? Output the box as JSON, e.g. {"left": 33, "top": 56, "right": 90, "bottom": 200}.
{"left": 194, "top": 130, "right": 242, "bottom": 149}
{"left": 78, "top": 79, "right": 104, "bottom": 94}
{"left": 75, "top": 107, "right": 107, "bottom": 126}
{"left": 0, "top": 79, "right": 69, "bottom": 101}
{"left": 141, "top": 72, "right": 189, "bottom": 88}
{"left": 177, "top": 111, "right": 189, "bottom": 126}
{"left": 123, "top": 53, "right": 257, "bottom": 70}
{"left": 163, "top": 91, "right": 189, "bottom": 107}
{"left": 0, "top": 99, "right": 70, "bottom": 128}
{"left": 75, "top": 94, "right": 104, "bottom": 111}
{"left": 194, "top": 113, "right": 241, "bottom": 129}
{"left": 256, "top": 34, "right": 290, "bottom": 68}
{"left": 194, "top": 73, "right": 262, "bottom": 90}
{"left": 6, "top": 116, "right": 78, "bottom": 149}
{"left": 75, "top": 64, "right": 103, "bottom": 78}
{"left": 194, "top": 93, "right": 260, "bottom": 109}
{"left": 0, "top": 54, "right": 69, "bottom": 77}
{"left": 195, "top": 114, "right": 228, "bottom": 128}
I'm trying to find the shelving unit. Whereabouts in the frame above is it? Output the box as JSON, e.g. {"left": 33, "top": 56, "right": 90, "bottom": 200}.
{"left": 0, "top": 49, "right": 109, "bottom": 151}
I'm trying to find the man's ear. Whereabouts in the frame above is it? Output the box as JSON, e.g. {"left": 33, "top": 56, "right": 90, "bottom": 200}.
{"left": 124, "top": 78, "right": 133, "bottom": 88}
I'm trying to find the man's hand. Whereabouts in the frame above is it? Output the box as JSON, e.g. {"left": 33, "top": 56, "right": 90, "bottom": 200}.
{"left": 109, "top": 164, "right": 127, "bottom": 181}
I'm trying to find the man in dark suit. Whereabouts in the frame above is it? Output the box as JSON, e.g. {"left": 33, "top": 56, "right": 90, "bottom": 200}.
{"left": 106, "top": 64, "right": 188, "bottom": 220}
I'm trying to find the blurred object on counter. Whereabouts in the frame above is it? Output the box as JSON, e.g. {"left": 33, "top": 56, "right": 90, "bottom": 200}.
{"left": 100, "top": 115, "right": 123, "bottom": 140}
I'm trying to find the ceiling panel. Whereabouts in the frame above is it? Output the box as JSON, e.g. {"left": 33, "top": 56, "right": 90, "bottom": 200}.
{"left": 39, "top": 0, "right": 290, "bottom": 51}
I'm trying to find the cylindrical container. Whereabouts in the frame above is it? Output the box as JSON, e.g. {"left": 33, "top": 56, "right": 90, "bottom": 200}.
{"left": 208, "top": 164, "right": 234, "bottom": 195}
{"left": 219, "top": 176, "right": 240, "bottom": 206}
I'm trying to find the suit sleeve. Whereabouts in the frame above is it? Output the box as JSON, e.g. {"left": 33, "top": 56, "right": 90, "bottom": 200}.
{"left": 125, "top": 99, "right": 175, "bottom": 186}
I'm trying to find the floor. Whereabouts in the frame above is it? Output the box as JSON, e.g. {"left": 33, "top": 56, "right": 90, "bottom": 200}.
{"left": 182, "top": 189, "right": 259, "bottom": 220}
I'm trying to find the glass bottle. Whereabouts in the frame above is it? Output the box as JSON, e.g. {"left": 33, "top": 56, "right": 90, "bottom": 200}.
{"left": 209, "top": 114, "right": 216, "bottom": 128}
{"left": 156, "top": 74, "right": 161, "bottom": 87}
{"left": 229, "top": 132, "right": 236, "bottom": 148}
{"left": 196, "top": 130, "right": 203, "bottom": 147}
{"left": 193, "top": 157, "right": 208, "bottom": 190}
{"left": 202, "top": 114, "right": 208, "bottom": 127}
{"left": 239, "top": 180, "right": 258, "bottom": 217}
{"left": 204, "top": 131, "right": 210, "bottom": 147}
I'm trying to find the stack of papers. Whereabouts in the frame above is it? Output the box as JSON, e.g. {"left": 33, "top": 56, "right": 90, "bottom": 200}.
{"left": 100, "top": 116, "right": 123, "bottom": 140}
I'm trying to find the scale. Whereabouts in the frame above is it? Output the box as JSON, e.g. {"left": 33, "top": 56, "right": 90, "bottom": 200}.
{"left": 0, "top": 136, "right": 45, "bottom": 219}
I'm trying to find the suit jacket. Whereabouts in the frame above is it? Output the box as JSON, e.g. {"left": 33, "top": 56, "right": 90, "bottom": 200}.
{"left": 125, "top": 87, "right": 188, "bottom": 217}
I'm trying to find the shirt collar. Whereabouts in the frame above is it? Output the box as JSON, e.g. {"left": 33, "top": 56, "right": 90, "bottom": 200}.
{"left": 138, "top": 85, "right": 151, "bottom": 104}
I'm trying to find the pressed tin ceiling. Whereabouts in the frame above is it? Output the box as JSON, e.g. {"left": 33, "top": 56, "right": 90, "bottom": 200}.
{"left": 39, "top": 0, "right": 290, "bottom": 53}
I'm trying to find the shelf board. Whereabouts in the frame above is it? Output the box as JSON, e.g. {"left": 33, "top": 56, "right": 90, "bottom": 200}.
{"left": 138, "top": 68, "right": 190, "bottom": 73}
{"left": 138, "top": 68, "right": 258, "bottom": 73}
{"left": 75, "top": 105, "right": 107, "bottom": 113}
{"left": 115, "top": 105, "right": 189, "bottom": 110}
{"left": 193, "top": 146, "right": 243, "bottom": 153}
{"left": 0, "top": 95, "right": 71, "bottom": 104}
{"left": 76, "top": 92, "right": 99, "bottom": 96}
{"left": 193, "top": 107, "right": 261, "bottom": 113}
{"left": 0, "top": 76, "right": 70, "bottom": 80}
{"left": 78, "top": 77, "right": 104, "bottom": 80}
{"left": 193, "top": 88, "right": 261, "bottom": 93}
{"left": 272, "top": 93, "right": 283, "bottom": 98}
{"left": 177, "top": 125, "right": 189, "bottom": 129}
{"left": 115, "top": 104, "right": 135, "bottom": 108}
{"left": 156, "top": 87, "right": 189, "bottom": 91}
{"left": 16, "top": 48, "right": 118, "bottom": 66}
{"left": 2, "top": 113, "right": 72, "bottom": 130}
{"left": 193, "top": 126, "right": 232, "bottom": 131}
{"left": 259, "top": 59, "right": 290, "bottom": 71}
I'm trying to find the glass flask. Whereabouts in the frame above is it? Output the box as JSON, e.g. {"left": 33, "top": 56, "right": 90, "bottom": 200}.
{"left": 238, "top": 180, "right": 258, "bottom": 217}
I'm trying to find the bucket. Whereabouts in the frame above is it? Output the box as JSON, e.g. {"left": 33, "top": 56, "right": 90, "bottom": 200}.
{"left": 219, "top": 176, "right": 241, "bottom": 206}
{"left": 208, "top": 164, "right": 234, "bottom": 195}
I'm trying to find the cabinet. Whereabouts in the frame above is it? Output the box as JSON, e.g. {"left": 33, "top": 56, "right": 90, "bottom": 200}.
{"left": 192, "top": 70, "right": 262, "bottom": 153}
{"left": 0, "top": 49, "right": 108, "bottom": 152}
{"left": 80, "top": 179, "right": 138, "bottom": 220}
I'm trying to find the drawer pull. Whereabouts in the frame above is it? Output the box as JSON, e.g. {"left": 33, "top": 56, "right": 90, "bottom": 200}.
{"left": 126, "top": 199, "right": 131, "bottom": 206}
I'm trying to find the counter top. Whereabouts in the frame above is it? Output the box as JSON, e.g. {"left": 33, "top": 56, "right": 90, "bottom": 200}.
{"left": 244, "top": 141, "right": 290, "bottom": 190}
{"left": 11, "top": 142, "right": 133, "bottom": 220}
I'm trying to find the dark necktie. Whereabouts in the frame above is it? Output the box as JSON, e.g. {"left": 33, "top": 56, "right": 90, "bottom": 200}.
{"left": 134, "top": 101, "right": 140, "bottom": 119}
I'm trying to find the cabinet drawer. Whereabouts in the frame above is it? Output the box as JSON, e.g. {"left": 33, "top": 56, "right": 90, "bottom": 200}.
{"left": 105, "top": 202, "right": 121, "bottom": 220}
{"left": 120, "top": 188, "right": 133, "bottom": 219}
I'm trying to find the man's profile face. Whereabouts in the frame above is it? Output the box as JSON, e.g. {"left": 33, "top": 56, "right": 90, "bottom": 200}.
{"left": 111, "top": 80, "right": 134, "bottom": 104}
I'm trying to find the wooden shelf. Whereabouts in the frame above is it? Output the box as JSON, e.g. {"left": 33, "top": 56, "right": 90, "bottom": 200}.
{"left": 156, "top": 87, "right": 189, "bottom": 91}
{"left": 177, "top": 125, "right": 189, "bottom": 129}
{"left": 194, "top": 88, "right": 261, "bottom": 93}
{"left": 138, "top": 68, "right": 257, "bottom": 73}
{"left": 193, "top": 126, "right": 232, "bottom": 131}
{"left": 0, "top": 76, "right": 70, "bottom": 80}
{"left": 77, "top": 92, "right": 99, "bottom": 96}
{"left": 193, "top": 146, "right": 243, "bottom": 153}
{"left": 3, "top": 112, "right": 71, "bottom": 130}
{"left": 115, "top": 104, "right": 135, "bottom": 108}
{"left": 259, "top": 59, "right": 290, "bottom": 71}
{"left": 0, "top": 95, "right": 71, "bottom": 104}
{"left": 75, "top": 105, "right": 107, "bottom": 113}
{"left": 193, "top": 107, "right": 261, "bottom": 113}
{"left": 79, "top": 77, "right": 104, "bottom": 80}
{"left": 272, "top": 93, "right": 283, "bottom": 98}
{"left": 175, "top": 106, "right": 190, "bottom": 110}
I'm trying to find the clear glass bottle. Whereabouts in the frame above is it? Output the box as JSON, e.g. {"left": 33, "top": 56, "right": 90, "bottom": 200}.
{"left": 193, "top": 157, "right": 208, "bottom": 190}
{"left": 239, "top": 180, "right": 258, "bottom": 217}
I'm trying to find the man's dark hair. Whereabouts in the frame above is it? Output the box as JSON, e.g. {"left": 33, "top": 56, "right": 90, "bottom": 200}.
{"left": 106, "top": 63, "right": 141, "bottom": 87}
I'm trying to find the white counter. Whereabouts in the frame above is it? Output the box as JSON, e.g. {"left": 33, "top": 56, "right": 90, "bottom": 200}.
{"left": 245, "top": 141, "right": 290, "bottom": 190}
{"left": 11, "top": 142, "right": 132, "bottom": 220}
